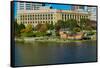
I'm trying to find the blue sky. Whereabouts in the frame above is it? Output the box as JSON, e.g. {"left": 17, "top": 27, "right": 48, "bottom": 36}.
{"left": 45, "top": 4, "right": 72, "bottom": 10}
{"left": 14, "top": 1, "right": 17, "bottom": 18}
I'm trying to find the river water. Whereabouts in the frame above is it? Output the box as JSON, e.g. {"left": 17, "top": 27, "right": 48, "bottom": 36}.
{"left": 14, "top": 40, "right": 97, "bottom": 66}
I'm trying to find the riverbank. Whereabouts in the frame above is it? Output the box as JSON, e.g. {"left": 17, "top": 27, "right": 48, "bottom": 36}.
{"left": 15, "top": 37, "right": 96, "bottom": 43}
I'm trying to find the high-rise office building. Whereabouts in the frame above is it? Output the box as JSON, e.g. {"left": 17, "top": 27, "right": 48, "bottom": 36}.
{"left": 17, "top": 2, "right": 45, "bottom": 10}
{"left": 72, "top": 5, "right": 88, "bottom": 12}
{"left": 87, "top": 7, "right": 96, "bottom": 21}
{"left": 72, "top": 6, "right": 96, "bottom": 21}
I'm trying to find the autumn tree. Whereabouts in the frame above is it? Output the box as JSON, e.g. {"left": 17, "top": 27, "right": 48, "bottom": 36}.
{"left": 40, "top": 24, "right": 48, "bottom": 32}
{"left": 35, "top": 23, "right": 42, "bottom": 31}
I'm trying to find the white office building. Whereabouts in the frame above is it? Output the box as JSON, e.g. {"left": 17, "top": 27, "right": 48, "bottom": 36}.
{"left": 72, "top": 6, "right": 97, "bottom": 21}
{"left": 17, "top": 2, "right": 45, "bottom": 10}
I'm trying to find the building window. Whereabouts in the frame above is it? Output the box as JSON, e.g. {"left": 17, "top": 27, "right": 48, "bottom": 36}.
{"left": 35, "top": 17, "right": 37, "bottom": 20}
{"left": 48, "top": 21, "right": 50, "bottom": 24}
{"left": 43, "top": 21, "right": 45, "bottom": 23}
{"left": 48, "top": 14, "right": 50, "bottom": 16}
{"left": 20, "top": 8, "right": 24, "bottom": 10}
{"left": 35, "top": 14, "right": 37, "bottom": 17}
{"left": 30, "top": 18, "right": 32, "bottom": 20}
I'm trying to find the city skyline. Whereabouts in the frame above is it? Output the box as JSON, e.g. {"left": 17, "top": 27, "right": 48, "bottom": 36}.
{"left": 14, "top": 2, "right": 72, "bottom": 17}
{"left": 14, "top": 1, "right": 97, "bottom": 21}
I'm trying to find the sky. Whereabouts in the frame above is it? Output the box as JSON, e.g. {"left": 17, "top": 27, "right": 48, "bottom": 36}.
{"left": 45, "top": 4, "right": 72, "bottom": 10}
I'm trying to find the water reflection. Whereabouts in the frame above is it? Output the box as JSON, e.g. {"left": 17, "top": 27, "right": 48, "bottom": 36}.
{"left": 15, "top": 40, "right": 97, "bottom": 66}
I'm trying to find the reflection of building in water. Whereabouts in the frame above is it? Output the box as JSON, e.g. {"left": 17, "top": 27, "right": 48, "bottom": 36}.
{"left": 17, "top": 8, "right": 90, "bottom": 26}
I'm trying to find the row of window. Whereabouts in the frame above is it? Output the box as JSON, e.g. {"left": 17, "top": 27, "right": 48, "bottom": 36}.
{"left": 19, "top": 14, "right": 53, "bottom": 17}
{"left": 62, "top": 14, "right": 88, "bottom": 20}
{"left": 19, "top": 17, "right": 54, "bottom": 20}
{"left": 20, "top": 21, "right": 54, "bottom": 24}
{"left": 19, "top": 14, "right": 54, "bottom": 20}
{"left": 62, "top": 14, "right": 88, "bottom": 18}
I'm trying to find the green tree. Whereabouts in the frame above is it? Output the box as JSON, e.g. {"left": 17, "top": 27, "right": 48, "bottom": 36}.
{"left": 14, "top": 20, "right": 25, "bottom": 36}
{"left": 79, "top": 19, "right": 94, "bottom": 31}
{"left": 66, "top": 19, "right": 78, "bottom": 31}
{"left": 79, "top": 18, "right": 87, "bottom": 30}
{"left": 47, "top": 22, "right": 54, "bottom": 30}
{"left": 32, "top": 26, "right": 35, "bottom": 31}
{"left": 14, "top": 20, "right": 20, "bottom": 36}
{"left": 20, "top": 24, "right": 34, "bottom": 37}
{"left": 19, "top": 23, "right": 25, "bottom": 30}
{"left": 73, "top": 27, "right": 81, "bottom": 33}
{"left": 26, "top": 24, "right": 33, "bottom": 32}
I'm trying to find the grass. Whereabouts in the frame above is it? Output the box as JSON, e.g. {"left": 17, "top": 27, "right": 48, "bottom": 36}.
{"left": 15, "top": 37, "right": 96, "bottom": 44}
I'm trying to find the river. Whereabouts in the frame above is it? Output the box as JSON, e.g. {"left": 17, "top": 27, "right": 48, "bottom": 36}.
{"left": 14, "top": 40, "right": 97, "bottom": 66}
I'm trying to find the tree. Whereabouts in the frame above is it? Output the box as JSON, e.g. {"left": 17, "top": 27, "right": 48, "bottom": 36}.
{"left": 79, "top": 19, "right": 94, "bottom": 31}
{"left": 90, "top": 20, "right": 96, "bottom": 30}
{"left": 14, "top": 20, "right": 20, "bottom": 36}
{"left": 73, "top": 27, "right": 81, "bottom": 33}
{"left": 35, "top": 23, "right": 48, "bottom": 32}
{"left": 79, "top": 18, "right": 87, "bottom": 30}
{"left": 19, "top": 23, "right": 25, "bottom": 30}
{"left": 35, "top": 23, "right": 42, "bottom": 31}
{"left": 26, "top": 24, "right": 32, "bottom": 30}
{"left": 55, "top": 20, "right": 63, "bottom": 36}
{"left": 20, "top": 24, "right": 34, "bottom": 37}
{"left": 20, "top": 24, "right": 33, "bottom": 33}
{"left": 47, "top": 22, "right": 54, "bottom": 30}
{"left": 55, "top": 21, "right": 61, "bottom": 32}
{"left": 66, "top": 19, "right": 78, "bottom": 31}
{"left": 32, "top": 26, "right": 35, "bottom": 31}
{"left": 14, "top": 20, "right": 25, "bottom": 36}
{"left": 39, "top": 23, "right": 48, "bottom": 32}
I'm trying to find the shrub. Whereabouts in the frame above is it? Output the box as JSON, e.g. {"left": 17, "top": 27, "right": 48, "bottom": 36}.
{"left": 35, "top": 32, "right": 46, "bottom": 37}
{"left": 87, "top": 31, "right": 95, "bottom": 36}
{"left": 73, "top": 27, "right": 81, "bottom": 33}
{"left": 21, "top": 32, "right": 35, "bottom": 37}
